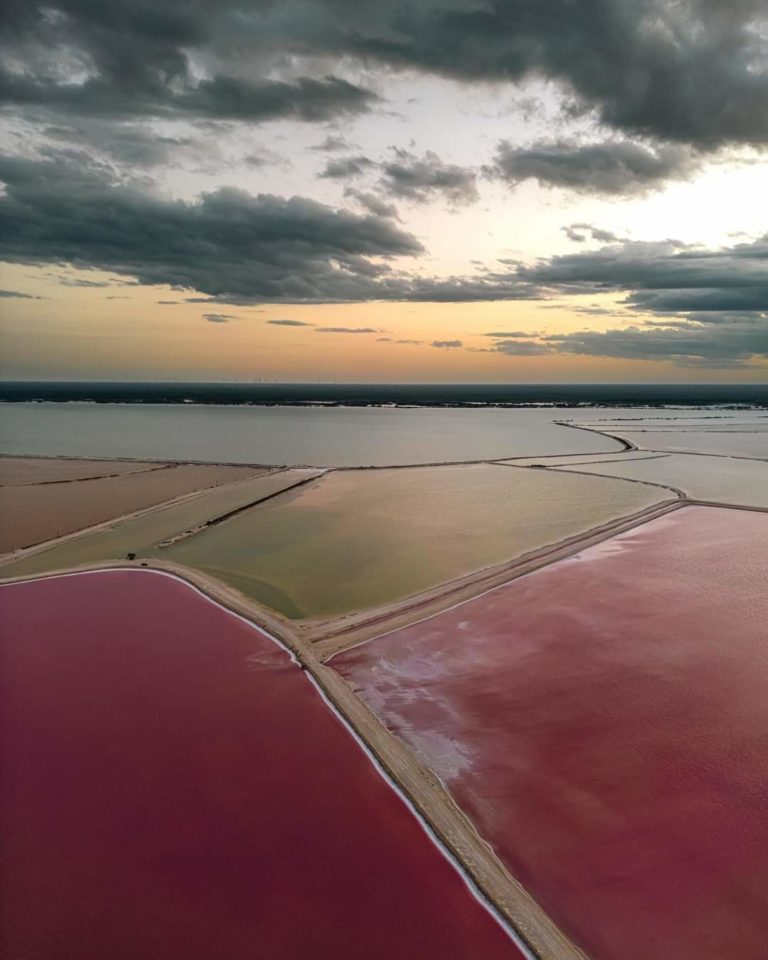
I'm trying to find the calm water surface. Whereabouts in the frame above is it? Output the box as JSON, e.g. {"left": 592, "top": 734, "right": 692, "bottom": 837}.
{"left": 0, "top": 403, "right": 623, "bottom": 466}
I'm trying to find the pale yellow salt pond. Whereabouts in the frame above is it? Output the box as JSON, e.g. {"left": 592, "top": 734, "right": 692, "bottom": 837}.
{"left": 154, "top": 464, "right": 671, "bottom": 618}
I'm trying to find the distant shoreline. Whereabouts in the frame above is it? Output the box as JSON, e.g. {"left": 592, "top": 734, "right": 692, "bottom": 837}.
{"left": 2, "top": 381, "right": 767, "bottom": 409}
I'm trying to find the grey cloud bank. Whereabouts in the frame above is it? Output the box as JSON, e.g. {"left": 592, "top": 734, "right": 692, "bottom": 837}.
{"left": 490, "top": 140, "right": 699, "bottom": 196}
{"left": 3, "top": 0, "right": 767, "bottom": 148}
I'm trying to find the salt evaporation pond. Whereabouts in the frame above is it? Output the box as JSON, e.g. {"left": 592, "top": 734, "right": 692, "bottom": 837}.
{"left": 333, "top": 506, "right": 768, "bottom": 960}
{"left": 0, "top": 570, "right": 521, "bottom": 960}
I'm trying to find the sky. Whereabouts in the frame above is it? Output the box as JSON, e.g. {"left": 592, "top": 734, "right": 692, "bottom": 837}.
{"left": 1, "top": 1, "right": 767, "bottom": 383}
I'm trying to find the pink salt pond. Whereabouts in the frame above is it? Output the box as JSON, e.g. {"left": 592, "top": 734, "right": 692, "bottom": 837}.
{"left": 0, "top": 570, "right": 521, "bottom": 960}
{"left": 333, "top": 505, "right": 768, "bottom": 960}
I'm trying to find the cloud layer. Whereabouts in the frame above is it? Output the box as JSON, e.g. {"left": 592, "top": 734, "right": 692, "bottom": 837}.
{"left": 0, "top": 152, "right": 423, "bottom": 303}
{"left": 4, "top": 1, "right": 767, "bottom": 149}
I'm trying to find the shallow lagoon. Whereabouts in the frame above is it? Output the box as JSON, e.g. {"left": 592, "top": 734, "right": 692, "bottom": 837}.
{"left": 0, "top": 402, "right": 622, "bottom": 466}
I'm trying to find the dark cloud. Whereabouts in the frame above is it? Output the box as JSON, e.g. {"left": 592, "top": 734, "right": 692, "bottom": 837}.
{"left": 396, "top": 338, "right": 423, "bottom": 344}
{"left": 0, "top": 288, "right": 43, "bottom": 299}
{"left": 0, "top": 61, "right": 377, "bottom": 124}
{"left": 562, "top": 223, "right": 621, "bottom": 244}
{"left": 483, "top": 330, "right": 539, "bottom": 338}
{"left": 518, "top": 235, "right": 768, "bottom": 314}
{"left": 569, "top": 304, "right": 629, "bottom": 317}
{"left": 315, "top": 326, "right": 378, "bottom": 333}
{"left": 3, "top": 1, "right": 768, "bottom": 149}
{"left": 431, "top": 339, "right": 463, "bottom": 348}
{"left": 319, "top": 155, "right": 376, "bottom": 179}
{"left": 377, "top": 277, "right": 540, "bottom": 303}
{"left": 267, "top": 318, "right": 314, "bottom": 327}
{"left": 260, "top": 0, "right": 768, "bottom": 149}
{"left": 0, "top": 152, "right": 427, "bottom": 304}
{"left": 43, "top": 121, "right": 198, "bottom": 167}
{"left": 311, "top": 134, "right": 357, "bottom": 152}
{"left": 490, "top": 140, "right": 698, "bottom": 195}
{"left": 492, "top": 339, "right": 551, "bottom": 356}
{"left": 203, "top": 312, "right": 234, "bottom": 322}
{"left": 344, "top": 188, "right": 399, "bottom": 219}
{"left": 242, "top": 148, "right": 288, "bottom": 169}
{"left": 544, "top": 317, "right": 768, "bottom": 366}
{"left": 174, "top": 75, "right": 377, "bottom": 123}
{"left": 243, "top": 153, "right": 270, "bottom": 168}
{"left": 627, "top": 288, "right": 768, "bottom": 312}
{"left": 380, "top": 150, "right": 478, "bottom": 205}
{"left": 55, "top": 276, "right": 115, "bottom": 288}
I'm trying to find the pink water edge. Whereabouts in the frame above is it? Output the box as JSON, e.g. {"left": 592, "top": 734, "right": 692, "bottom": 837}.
{"left": 0, "top": 570, "right": 522, "bottom": 960}
{"left": 333, "top": 505, "right": 768, "bottom": 960}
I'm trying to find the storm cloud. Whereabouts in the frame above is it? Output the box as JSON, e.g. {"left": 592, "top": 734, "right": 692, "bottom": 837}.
{"left": 0, "top": 63, "right": 377, "bottom": 125}
{"left": 4, "top": 1, "right": 767, "bottom": 149}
